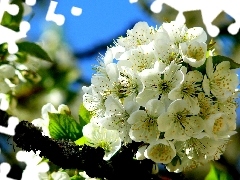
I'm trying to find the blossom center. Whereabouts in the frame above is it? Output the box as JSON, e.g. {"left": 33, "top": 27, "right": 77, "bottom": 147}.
{"left": 187, "top": 46, "right": 204, "bottom": 61}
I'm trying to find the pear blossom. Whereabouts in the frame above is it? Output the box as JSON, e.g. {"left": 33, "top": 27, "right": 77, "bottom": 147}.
{"left": 91, "top": 63, "right": 142, "bottom": 100}
{"left": 157, "top": 99, "right": 204, "bottom": 141}
{"left": 82, "top": 85, "right": 105, "bottom": 118}
{"left": 153, "top": 39, "right": 180, "bottom": 64}
{"left": 137, "top": 61, "right": 184, "bottom": 106}
{"left": 80, "top": 20, "right": 239, "bottom": 173}
{"left": 117, "top": 22, "right": 156, "bottom": 50}
{"left": 180, "top": 41, "right": 207, "bottom": 67}
{"left": 128, "top": 99, "right": 165, "bottom": 143}
{"left": 203, "top": 57, "right": 239, "bottom": 101}
{"left": 98, "top": 95, "right": 139, "bottom": 143}
{"left": 204, "top": 112, "right": 236, "bottom": 139}
{"left": 168, "top": 68, "right": 203, "bottom": 114}
{"left": 216, "top": 97, "right": 237, "bottom": 130}
{"left": 144, "top": 139, "right": 176, "bottom": 164}
{"left": 167, "top": 137, "right": 226, "bottom": 172}
{"left": 197, "top": 92, "right": 217, "bottom": 119}
{"left": 51, "top": 172, "right": 70, "bottom": 180}
{"left": 160, "top": 21, "right": 207, "bottom": 45}
{"left": 82, "top": 122, "right": 121, "bottom": 160}
{"left": 117, "top": 45, "right": 156, "bottom": 72}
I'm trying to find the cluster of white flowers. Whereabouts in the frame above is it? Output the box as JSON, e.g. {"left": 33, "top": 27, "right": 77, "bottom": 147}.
{"left": 82, "top": 21, "right": 239, "bottom": 172}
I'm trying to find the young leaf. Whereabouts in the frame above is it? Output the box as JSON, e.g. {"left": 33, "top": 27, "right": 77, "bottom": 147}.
{"left": 70, "top": 175, "right": 84, "bottom": 180}
{"left": 17, "top": 42, "right": 52, "bottom": 62}
{"left": 74, "top": 136, "right": 87, "bottom": 146}
{"left": 79, "top": 104, "right": 91, "bottom": 128}
{"left": 212, "top": 55, "right": 240, "bottom": 69}
{"left": 0, "top": 0, "right": 24, "bottom": 31}
{"left": 48, "top": 113, "right": 82, "bottom": 141}
{"left": 205, "top": 164, "right": 233, "bottom": 180}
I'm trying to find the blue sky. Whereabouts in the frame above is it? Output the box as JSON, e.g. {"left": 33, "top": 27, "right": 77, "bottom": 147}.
{"left": 26, "top": 1, "right": 159, "bottom": 82}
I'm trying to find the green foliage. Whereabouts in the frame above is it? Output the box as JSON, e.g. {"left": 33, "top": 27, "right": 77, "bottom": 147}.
{"left": 17, "top": 42, "right": 52, "bottom": 62}
{"left": 171, "top": 155, "right": 181, "bottom": 166}
{"left": 48, "top": 113, "right": 83, "bottom": 141}
{"left": 205, "top": 164, "right": 233, "bottom": 180}
{"left": 194, "top": 55, "right": 240, "bottom": 75}
{"left": 212, "top": 55, "right": 240, "bottom": 69}
{"left": 70, "top": 175, "right": 85, "bottom": 180}
{"left": 0, "top": 0, "right": 24, "bottom": 31}
{"left": 74, "top": 136, "right": 87, "bottom": 146}
{"left": 78, "top": 103, "right": 91, "bottom": 129}
{"left": 73, "top": 104, "right": 92, "bottom": 145}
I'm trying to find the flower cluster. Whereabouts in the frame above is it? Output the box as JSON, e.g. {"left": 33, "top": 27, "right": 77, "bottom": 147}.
{"left": 82, "top": 21, "right": 239, "bottom": 172}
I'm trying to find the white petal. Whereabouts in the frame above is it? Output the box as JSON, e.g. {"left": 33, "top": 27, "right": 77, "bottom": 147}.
{"left": 144, "top": 140, "right": 176, "bottom": 164}
{"left": 146, "top": 99, "right": 165, "bottom": 117}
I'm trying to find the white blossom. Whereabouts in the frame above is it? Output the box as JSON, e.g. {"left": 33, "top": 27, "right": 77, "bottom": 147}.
{"left": 168, "top": 68, "right": 203, "bottom": 114}
{"left": 128, "top": 99, "right": 165, "bottom": 143}
{"left": 80, "top": 20, "right": 238, "bottom": 172}
{"left": 137, "top": 61, "right": 184, "bottom": 106}
{"left": 117, "top": 22, "right": 156, "bottom": 50}
{"left": 144, "top": 139, "right": 176, "bottom": 164}
{"left": 51, "top": 172, "right": 70, "bottom": 180}
{"left": 203, "top": 56, "right": 239, "bottom": 101}
{"left": 117, "top": 45, "right": 156, "bottom": 72}
{"left": 180, "top": 41, "right": 207, "bottom": 67}
{"left": 204, "top": 112, "right": 236, "bottom": 139}
{"left": 157, "top": 100, "right": 204, "bottom": 141}
{"left": 98, "top": 95, "right": 139, "bottom": 143}
{"left": 82, "top": 122, "right": 121, "bottom": 160}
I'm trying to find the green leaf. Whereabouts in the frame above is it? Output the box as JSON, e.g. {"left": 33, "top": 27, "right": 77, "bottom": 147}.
{"left": 17, "top": 42, "right": 52, "bottom": 62}
{"left": 70, "top": 175, "right": 84, "bottom": 180}
{"left": 0, "top": 0, "right": 24, "bottom": 31}
{"left": 74, "top": 136, "right": 87, "bottom": 146}
{"left": 205, "top": 164, "right": 233, "bottom": 180}
{"left": 171, "top": 155, "right": 181, "bottom": 166}
{"left": 193, "top": 55, "right": 240, "bottom": 75}
{"left": 212, "top": 55, "right": 240, "bottom": 69}
{"left": 207, "top": 39, "right": 216, "bottom": 51}
{"left": 48, "top": 113, "right": 83, "bottom": 141}
{"left": 79, "top": 104, "right": 91, "bottom": 128}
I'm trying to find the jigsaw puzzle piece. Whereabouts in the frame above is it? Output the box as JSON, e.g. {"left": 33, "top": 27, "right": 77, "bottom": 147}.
{"left": 0, "top": 162, "right": 16, "bottom": 180}
{"left": 46, "top": 0, "right": 65, "bottom": 26}
{"left": 71, "top": 6, "right": 82, "bottom": 16}
{"left": 0, "top": 117, "right": 19, "bottom": 136}
{"left": 25, "top": 0, "right": 36, "bottom": 6}
{"left": 0, "top": 0, "right": 19, "bottom": 21}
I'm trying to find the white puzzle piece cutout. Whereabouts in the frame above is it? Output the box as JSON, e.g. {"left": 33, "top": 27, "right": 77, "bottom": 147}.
{"left": 150, "top": 0, "right": 240, "bottom": 37}
{"left": 71, "top": 6, "right": 82, "bottom": 16}
{"left": 0, "top": 0, "right": 31, "bottom": 54}
{"left": 130, "top": 0, "right": 240, "bottom": 37}
{"left": 46, "top": 1, "right": 82, "bottom": 25}
{"left": 46, "top": 1, "right": 65, "bottom": 26}
{"left": 0, "top": 162, "right": 16, "bottom": 180}
{"left": 0, "top": 117, "right": 19, "bottom": 136}
{"left": 25, "top": 0, "right": 36, "bottom": 6}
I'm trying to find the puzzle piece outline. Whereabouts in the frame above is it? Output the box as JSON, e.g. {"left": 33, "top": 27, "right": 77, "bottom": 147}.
{"left": 150, "top": 0, "right": 240, "bottom": 37}
{"left": 0, "top": 0, "right": 31, "bottom": 54}
{"left": 0, "top": 116, "right": 19, "bottom": 136}
{"left": 0, "top": 162, "right": 16, "bottom": 180}
{"left": 0, "top": 0, "right": 83, "bottom": 54}
{"left": 46, "top": 0, "right": 82, "bottom": 26}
